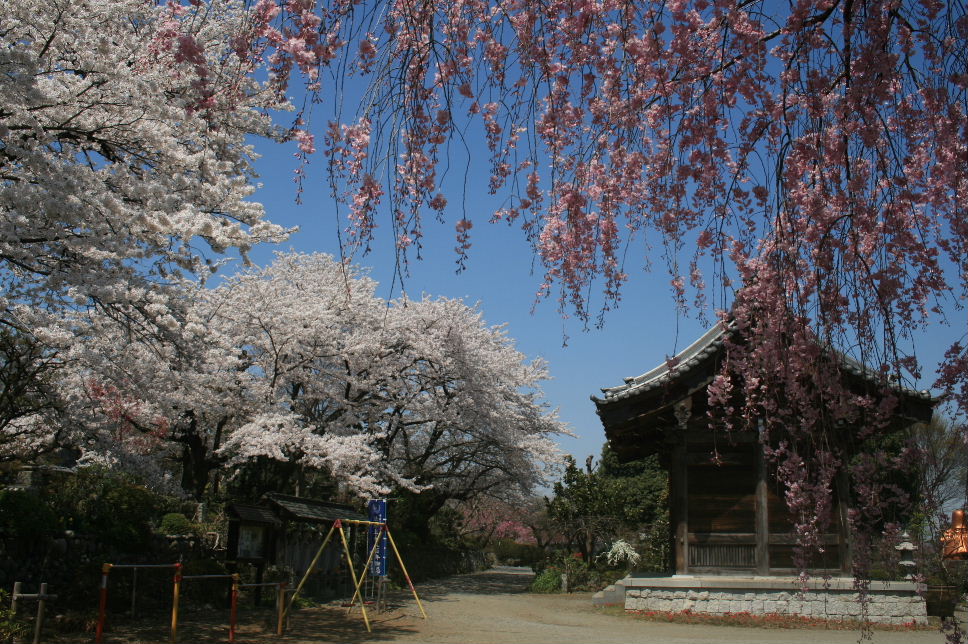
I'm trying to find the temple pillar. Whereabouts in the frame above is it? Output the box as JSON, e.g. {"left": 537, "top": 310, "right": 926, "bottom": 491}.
{"left": 755, "top": 429, "right": 770, "bottom": 575}
{"left": 673, "top": 401, "right": 691, "bottom": 574}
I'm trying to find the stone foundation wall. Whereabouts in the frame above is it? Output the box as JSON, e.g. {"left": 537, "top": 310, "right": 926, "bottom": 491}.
{"left": 624, "top": 581, "right": 927, "bottom": 625}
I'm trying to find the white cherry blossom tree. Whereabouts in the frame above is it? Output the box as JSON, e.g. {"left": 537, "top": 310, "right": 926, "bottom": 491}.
{"left": 1, "top": 0, "right": 289, "bottom": 332}
{"left": 31, "top": 253, "right": 563, "bottom": 503}
{"left": 215, "top": 253, "right": 565, "bottom": 505}
{"left": 372, "top": 295, "right": 565, "bottom": 527}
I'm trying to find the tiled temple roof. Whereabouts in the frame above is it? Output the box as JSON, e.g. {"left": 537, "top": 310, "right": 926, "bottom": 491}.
{"left": 593, "top": 322, "right": 933, "bottom": 406}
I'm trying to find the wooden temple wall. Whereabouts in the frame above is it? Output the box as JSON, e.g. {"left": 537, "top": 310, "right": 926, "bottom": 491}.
{"left": 670, "top": 428, "right": 848, "bottom": 575}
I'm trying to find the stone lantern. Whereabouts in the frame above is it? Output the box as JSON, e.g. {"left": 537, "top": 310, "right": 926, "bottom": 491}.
{"left": 894, "top": 530, "right": 917, "bottom": 579}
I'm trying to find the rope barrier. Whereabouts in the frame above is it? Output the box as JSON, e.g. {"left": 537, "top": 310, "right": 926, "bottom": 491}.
{"left": 95, "top": 562, "right": 289, "bottom": 644}
{"left": 94, "top": 517, "right": 419, "bottom": 641}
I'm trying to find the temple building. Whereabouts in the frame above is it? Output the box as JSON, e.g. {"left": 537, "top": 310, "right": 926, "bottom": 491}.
{"left": 591, "top": 323, "right": 935, "bottom": 623}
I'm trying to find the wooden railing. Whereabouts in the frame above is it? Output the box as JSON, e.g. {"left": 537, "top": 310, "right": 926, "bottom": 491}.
{"left": 687, "top": 533, "right": 840, "bottom": 570}
{"left": 689, "top": 543, "right": 756, "bottom": 568}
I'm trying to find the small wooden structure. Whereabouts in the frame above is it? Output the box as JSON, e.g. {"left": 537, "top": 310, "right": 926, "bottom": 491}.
{"left": 226, "top": 503, "right": 281, "bottom": 563}
{"left": 593, "top": 323, "right": 935, "bottom": 576}
{"left": 226, "top": 494, "right": 368, "bottom": 602}
{"left": 262, "top": 493, "right": 368, "bottom": 579}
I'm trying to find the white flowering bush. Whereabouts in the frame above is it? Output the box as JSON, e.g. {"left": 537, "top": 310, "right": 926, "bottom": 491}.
{"left": 601, "top": 539, "right": 640, "bottom": 568}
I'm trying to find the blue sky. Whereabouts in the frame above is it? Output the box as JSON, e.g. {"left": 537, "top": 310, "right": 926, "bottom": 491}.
{"left": 241, "top": 128, "right": 960, "bottom": 474}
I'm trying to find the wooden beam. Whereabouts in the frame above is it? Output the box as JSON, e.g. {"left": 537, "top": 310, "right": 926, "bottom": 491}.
{"left": 689, "top": 533, "right": 756, "bottom": 544}
{"left": 755, "top": 438, "right": 769, "bottom": 575}
{"left": 686, "top": 533, "right": 840, "bottom": 545}
{"left": 672, "top": 432, "right": 689, "bottom": 574}
{"left": 836, "top": 469, "right": 853, "bottom": 574}
{"left": 684, "top": 451, "right": 753, "bottom": 466}
{"left": 681, "top": 429, "right": 759, "bottom": 445}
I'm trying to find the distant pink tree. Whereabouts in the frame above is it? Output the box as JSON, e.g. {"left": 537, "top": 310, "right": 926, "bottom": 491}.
{"left": 460, "top": 496, "right": 560, "bottom": 548}
{"left": 496, "top": 520, "right": 536, "bottom": 545}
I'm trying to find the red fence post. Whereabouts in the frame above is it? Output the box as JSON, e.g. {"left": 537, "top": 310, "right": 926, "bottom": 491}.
{"left": 170, "top": 563, "right": 183, "bottom": 644}
{"left": 276, "top": 582, "right": 287, "bottom": 635}
{"left": 95, "top": 563, "right": 112, "bottom": 644}
{"left": 229, "top": 574, "right": 239, "bottom": 643}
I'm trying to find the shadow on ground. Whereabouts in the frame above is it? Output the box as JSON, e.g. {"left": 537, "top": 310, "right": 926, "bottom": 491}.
{"left": 51, "top": 602, "right": 420, "bottom": 644}
{"left": 50, "top": 567, "right": 534, "bottom": 643}
{"left": 409, "top": 566, "right": 535, "bottom": 599}
{"left": 274, "top": 605, "right": 419, "bottom": 644}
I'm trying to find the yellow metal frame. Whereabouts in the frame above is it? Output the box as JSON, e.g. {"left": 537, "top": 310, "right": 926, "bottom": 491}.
{"left": 284, "top": 519, "right": 427, "bottom": 632}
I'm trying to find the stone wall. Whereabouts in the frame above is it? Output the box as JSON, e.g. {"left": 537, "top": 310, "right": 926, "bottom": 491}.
{"left": 623, "top": 576, "right": 927, "bottom": 625}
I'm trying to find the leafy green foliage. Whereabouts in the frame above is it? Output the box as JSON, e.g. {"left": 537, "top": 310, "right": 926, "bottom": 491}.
{"left": 49, "top": 467, "right": 165, "bottom": 550}
{"left": 635, "top": 505, "right": 671, "bottom": 573}
{"left": 1, "top": 467, "right": 171, "bottom": 553}
{"left": 530, "top": 551, "right": 628, "bottom": 593}
{"left": 547, "top": 445, "right": 667, "bottom": 563}
{"left": 160, "top": 513, "right": 195, "bottom": 536}
{"left": 0, "top": 489, "right": 60, "bottom": 542}
{"left": 0, "top": 589, "right": 30, "bottom": 642}
{"left": 529, "top": 568, "right": 562, "bottom": 593}
{"left": 598, "top": 447, "right": 667, "bottom": 527}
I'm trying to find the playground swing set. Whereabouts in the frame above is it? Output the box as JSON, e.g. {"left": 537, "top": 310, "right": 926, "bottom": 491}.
{"left": 286, "top": 518, "right": 427, "bottom": 632}
{"left": 93, "top": 517, "right": 426, "bottom": 643}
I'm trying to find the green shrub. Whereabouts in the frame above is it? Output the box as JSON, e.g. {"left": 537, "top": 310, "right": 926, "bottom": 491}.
{"left": 50, "top": 467, "right": 163, "bottom": 550}
{"left": 532, "top": 551, "right": 603, "bottom": 591}
{"left": 160, "top": 513, "right": 194, "bottom": 535}
{"left": 561, "top": 555, "right": 592, "bottom": 590}
{"left": 530, "top": 567, "right": 562, "bottom": 593}
{"left": 0, "top": 590, "right": 30, "bottom": 642}
{"left": 0, "top": 489, "right": 60, "bottom": 542}
{"left": 491, "top": 539, "right": 543, "bottom": 567}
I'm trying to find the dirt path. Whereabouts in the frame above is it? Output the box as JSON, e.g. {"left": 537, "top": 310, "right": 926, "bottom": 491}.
{"left": 74, "top": 566, "right": 948, "bottom": 643}
{"left": 283, "top": 566, "right": 946, "bottom": 644}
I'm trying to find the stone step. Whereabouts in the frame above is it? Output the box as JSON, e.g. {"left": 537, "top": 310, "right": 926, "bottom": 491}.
{"left": 954, "top": 600, "right": 967, "bottom": 631}
{"left": 592, "top": 578, "right": 629, "bottom": 606}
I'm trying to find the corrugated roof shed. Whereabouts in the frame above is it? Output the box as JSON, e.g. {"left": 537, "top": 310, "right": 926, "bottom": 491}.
{"left": 225, "top": 502, "right": 281, "bottom": 525}
{"left": 263, "top": 493, "right": 367, "bottom": 523}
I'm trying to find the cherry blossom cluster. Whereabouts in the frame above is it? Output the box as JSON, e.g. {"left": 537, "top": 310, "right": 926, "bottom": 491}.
{"left": 4, "top": 253, "right": 564, "bottom": 501}
{"left": 3, "top": 0, "right": 965, "bottom": 588}
{"left": 244, "top": 0, "right": 963, "bottom": 582}
{"left": 1, "top": 0, "right": 291, "bottom": 335}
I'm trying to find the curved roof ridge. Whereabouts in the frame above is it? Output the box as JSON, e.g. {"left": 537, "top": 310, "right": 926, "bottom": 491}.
{"left": 594, "top": 322, "right": 727, "bottom": 403}
{"left": 592, "top": 322, "right": 934, "bottom": 406}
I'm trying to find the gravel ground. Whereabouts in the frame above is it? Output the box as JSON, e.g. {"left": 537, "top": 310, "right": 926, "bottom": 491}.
{"left": 68, "top": 566, "right": 949, "bottom": 643}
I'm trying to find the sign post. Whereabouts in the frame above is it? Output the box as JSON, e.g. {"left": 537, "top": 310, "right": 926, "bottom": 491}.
{"left": 367, "top": 499, "right": 388, "bottom": 578}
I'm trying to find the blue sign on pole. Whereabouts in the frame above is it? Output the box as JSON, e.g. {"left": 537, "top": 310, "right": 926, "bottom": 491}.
{"left": 367, "top": 499, "right": 388, "bottom": 577}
